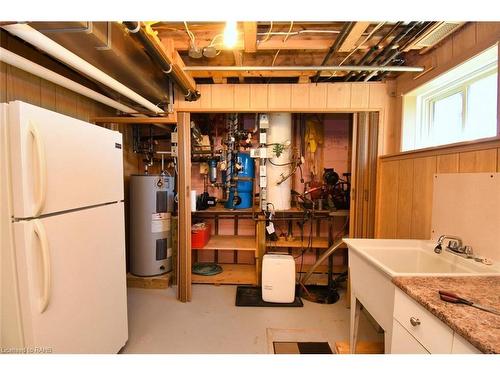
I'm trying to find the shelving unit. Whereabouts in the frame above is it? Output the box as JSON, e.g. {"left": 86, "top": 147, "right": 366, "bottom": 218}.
{"left": 191, "top": 264, "right": 257, "bottom": 285}
{"left": 192, "top": 235, "right": 256, "bottom": 251}
{"left": 191, "top": 208, "right": 260, "bottom": 286}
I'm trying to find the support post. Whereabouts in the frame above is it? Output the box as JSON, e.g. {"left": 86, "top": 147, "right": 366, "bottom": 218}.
{"left": 177, "top": 112, "right": 192, "bottom": 302}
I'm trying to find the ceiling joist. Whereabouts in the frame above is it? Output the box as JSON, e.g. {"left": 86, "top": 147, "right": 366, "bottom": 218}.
{"left": 243, "top": 22, "right": 257, "bottom": 53}
{"left": 338, "top": 22, "right": 371, "bottom": 52}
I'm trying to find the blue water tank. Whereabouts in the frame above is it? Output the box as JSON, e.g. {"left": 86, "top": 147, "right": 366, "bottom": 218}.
{"left": 225, "top": 152, "right": 255, "bottom": 209}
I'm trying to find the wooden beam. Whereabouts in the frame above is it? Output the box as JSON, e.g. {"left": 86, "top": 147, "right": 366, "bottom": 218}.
{"left": 243, "top": 22, "right": 257, "bottom": 53}
{"left": 140, "top": 25, "right": 197, "bottom": 93}
{"left": 233, "top": 50, "right": 245, "bottom": 83}
{"left": 177, "top": 112, "right": 192, "bottom": 302}
{"left": 339, "top": 22, "right": 371, "bottom": 52}
{"left": 92, "top": 115, "right": 177, "bottom": 124}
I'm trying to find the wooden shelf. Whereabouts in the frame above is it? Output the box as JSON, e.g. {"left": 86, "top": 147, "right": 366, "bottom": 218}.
{"left": 192, "top": 235, "right": 256, "bottom": 251}
{"left": 191, "top": 264, "right": 257, "bottom": 285}
{"left": 269, "top": 237, "right": 330, "bottom": 249}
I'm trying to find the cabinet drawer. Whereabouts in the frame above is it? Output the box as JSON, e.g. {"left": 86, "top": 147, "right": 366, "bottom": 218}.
{"left": 391, "top": 319, "right": 429, "bottom": 354}
{"left": 394, "top": 288, "right": 453, "bottom": 353}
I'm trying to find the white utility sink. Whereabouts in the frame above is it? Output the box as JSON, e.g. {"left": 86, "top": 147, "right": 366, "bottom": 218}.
{"left": 343, "top": 238, "right": 499, "bottom": 354}
{"left": 344, "top": 238, "right": 500, "bottom": 277}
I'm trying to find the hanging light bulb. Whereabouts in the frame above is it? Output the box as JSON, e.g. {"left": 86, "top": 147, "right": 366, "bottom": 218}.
{"left": 223, "top": 21, "right": 238, "bottom": 48}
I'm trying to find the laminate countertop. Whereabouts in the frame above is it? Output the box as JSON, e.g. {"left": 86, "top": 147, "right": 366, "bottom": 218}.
{"left": 392, "top": 276, "right": 500, "bottom": 354}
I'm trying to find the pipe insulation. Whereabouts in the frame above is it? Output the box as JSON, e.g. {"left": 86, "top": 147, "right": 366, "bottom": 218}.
{"left": 266, "top": 113, "right": 292, "bottom": 211}
{"left": 0, "top": 48, "right": 137, "bottom": 114}
{"left": 2, "top": 23, "right": 164, "bottom": 114}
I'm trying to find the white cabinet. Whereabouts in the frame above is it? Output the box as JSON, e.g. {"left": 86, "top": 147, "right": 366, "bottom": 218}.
{"left": 391, "top": 319, "right": 429, "bottom": 354}
{"left": 391, "top": 289, "right": 482, "bottom": 354}
{"left": 452, "top": 333, "right": 481, "bottom": 354}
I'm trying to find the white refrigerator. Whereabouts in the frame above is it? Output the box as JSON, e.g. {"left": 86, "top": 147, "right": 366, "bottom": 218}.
{"left": 0, "top": 101, "right": 128, "bottom": 353}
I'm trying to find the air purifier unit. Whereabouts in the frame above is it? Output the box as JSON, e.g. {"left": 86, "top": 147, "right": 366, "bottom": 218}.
{"left": 262, "top": 254, "right": 296, "bottom": 303}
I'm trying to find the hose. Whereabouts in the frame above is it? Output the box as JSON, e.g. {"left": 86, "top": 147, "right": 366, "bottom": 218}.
{"left": 299, "top": 239, "right": 345, "bottom": 286}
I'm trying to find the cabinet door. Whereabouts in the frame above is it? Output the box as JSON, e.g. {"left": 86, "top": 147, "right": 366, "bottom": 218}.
{"left": 13, "top": 203, "right": 128, "bottom": 353}
{"left": 8, "top": 101, "right": 124, "bottom": 218}
{"left": 391, "top": 320, "right": 429, "bottom": 354}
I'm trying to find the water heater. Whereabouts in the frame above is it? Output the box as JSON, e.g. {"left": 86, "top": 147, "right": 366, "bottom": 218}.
{"left": 130, "top": 174, "right": 174, "bottom": 276}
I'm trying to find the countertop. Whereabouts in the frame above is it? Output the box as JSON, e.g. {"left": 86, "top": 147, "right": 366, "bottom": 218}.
{"left": 392, "top": 276, "right": 500, "bottom": 354}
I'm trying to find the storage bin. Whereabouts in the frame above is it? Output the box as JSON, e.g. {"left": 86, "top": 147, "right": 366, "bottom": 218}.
{"left": 191, "top": 222, "right": 211, "bottom": 248}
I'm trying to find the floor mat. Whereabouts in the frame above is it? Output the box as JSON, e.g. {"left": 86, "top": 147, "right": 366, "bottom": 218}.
{"left": 235, "top": 286, "right": 303, "bottom": 307}
{"left": 274, "top": 341, "right": 334, "bottom": 354}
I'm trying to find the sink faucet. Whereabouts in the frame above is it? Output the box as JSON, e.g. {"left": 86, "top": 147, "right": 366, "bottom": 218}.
{"left": 434, "top": 235, "right": 473, "bottom": 258}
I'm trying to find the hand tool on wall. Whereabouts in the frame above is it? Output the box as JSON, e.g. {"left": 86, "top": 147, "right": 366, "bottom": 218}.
{"left": 439, "top": 290, "right": 500, "bottom": 316}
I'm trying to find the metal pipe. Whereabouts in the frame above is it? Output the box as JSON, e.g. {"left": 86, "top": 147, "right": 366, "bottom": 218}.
{"left": 123, "top": 22, "right": 199, "bottom": 102}
{"left": 351, "top": 21, "right": 419, "bottom": 81}
{"left": 2, "top": 23, "right": 164, "bottom": 114}
{"left": 343, "top": 21, "right": 403, "bottom": 82}
{"left": 363, "top": 49, "right": 401, "bottom": 82}
{"left": 300, "top": 240, "right": 345, "bottom": 286}
{"left": 183, "top": 65, "right": 424, "bottom": 73}
{"left": 0, "top": 47, "right": 138, "bottom": 114}
{"left": 313, "top": 22, "right": 355, "bottom": 82}
{"left": 362, "top": 22, "right": 432, "bottom": 82}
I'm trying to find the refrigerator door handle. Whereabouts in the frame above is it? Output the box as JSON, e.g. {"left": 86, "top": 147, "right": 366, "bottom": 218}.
{"left": 33, "top": 219, "right": 51, "bottom": 313}
{"left": 29, "top": 121, "right": 47, "bottom": 216}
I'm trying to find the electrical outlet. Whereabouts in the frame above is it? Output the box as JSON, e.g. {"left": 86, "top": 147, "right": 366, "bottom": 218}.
{"left": 171, "top": 132, "right": 178, "bottom": 143}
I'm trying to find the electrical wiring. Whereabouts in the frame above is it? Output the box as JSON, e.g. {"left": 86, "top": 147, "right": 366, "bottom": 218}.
{"left": 270, "top": 21, "right": 294, "bottom": 69}
{"left": 183, "top": 22, "right": 196, "bottom": 44}
{"left": 259, "top": 21, "right": 274, "bottom": 44}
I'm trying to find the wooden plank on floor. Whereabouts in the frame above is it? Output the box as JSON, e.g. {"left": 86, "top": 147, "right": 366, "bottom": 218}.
{"left": 334, "top": 341, "right": 384, "bottom": 354}
{"left": 127, "top": 272, "right": 172, "bottom": 289}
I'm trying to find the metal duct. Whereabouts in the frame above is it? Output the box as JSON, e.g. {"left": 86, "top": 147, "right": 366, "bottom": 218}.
{"left": 27, "top": 22, "right": 169, "bottom": 107}
{"left": 2, "top": 23, "right": 165, "bottom": 114}
{"left": 0, "top": 47, "right": 137, "bottom": 114}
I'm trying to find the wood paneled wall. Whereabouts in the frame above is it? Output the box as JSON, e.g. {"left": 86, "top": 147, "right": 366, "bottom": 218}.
{"left": 386, "top": 22, "right": 500, "bottom": 154}
{"left": 375, "top": 140, "right": 500, "bottom": 239}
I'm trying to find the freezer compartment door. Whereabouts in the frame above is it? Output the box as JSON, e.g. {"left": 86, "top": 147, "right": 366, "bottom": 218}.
{"left": 13, "top": 203, "right": 128, "bottom": 353}
{"left": 8, "top": 101, "right": 124, "bottom": 218}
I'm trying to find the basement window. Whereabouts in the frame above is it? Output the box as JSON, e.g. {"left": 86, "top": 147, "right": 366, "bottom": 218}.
{"left": 402, "top": 44, "right": 498, "bottom": 151}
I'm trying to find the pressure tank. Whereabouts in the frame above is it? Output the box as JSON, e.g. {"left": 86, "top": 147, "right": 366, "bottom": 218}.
{"left": 225, "top": 152, "right": 255, "bottom": 209}
{"left": 266, "top": 113, "right": 292, "bottom": 210}
{"left": 129, "top": 174, "right": 174, "bottom": 276}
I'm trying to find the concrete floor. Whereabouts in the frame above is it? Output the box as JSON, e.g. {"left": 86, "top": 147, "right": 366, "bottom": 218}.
{"left": 121, "top": 285, "right": 382, "bottom": 354}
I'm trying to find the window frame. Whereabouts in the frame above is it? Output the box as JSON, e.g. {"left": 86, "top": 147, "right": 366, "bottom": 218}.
{"left": 417, "top": 63, "right": 497, "bottom": 149}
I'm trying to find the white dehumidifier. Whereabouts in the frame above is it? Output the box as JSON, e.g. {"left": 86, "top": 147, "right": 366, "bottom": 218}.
{"left": 262, "top": 254, "right": 296, "bottom": 303}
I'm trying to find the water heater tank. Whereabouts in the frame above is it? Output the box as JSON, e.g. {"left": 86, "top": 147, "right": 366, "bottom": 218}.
{"left": 130, "top": 174, "right": 175, "bottom": 276}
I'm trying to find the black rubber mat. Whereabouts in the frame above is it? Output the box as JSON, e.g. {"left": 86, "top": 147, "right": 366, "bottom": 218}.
{"left": 235, "top": 286, "right": 303, "bottom": 307}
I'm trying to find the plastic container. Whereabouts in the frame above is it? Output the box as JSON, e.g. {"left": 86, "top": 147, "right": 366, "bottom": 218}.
{"left": 191, "top": 222, "right": 211, "bottom": 248}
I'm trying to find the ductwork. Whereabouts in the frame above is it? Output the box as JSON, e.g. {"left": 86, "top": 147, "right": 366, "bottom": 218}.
{"left": 0, "top": 47, "right": 138, "bottom": 114}
{"left": 2, "top": 23, "right": 165, "bottom": 114}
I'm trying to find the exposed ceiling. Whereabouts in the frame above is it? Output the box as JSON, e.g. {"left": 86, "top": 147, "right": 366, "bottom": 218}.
{"left": 151, "top": 21, "right": 465, "bottom": 83}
